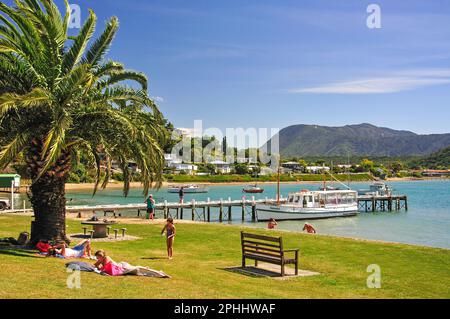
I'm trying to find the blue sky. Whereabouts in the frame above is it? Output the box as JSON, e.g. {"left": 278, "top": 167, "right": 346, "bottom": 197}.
{"left": 5, "top": 0, "right": 450, "bottom": 138}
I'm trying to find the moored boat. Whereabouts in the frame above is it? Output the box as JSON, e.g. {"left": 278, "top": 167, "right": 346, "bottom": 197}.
{"left": 357, "top": 182, "right": 392, "bottom": 197}
{"left": 256, "top": 189, "right": 358, "bottom": 221}
{"left": 167, "top": 184, "right": 209, "bottom": 193}
{"left": 242, "top": 184, "right": 264, "bottom": 193}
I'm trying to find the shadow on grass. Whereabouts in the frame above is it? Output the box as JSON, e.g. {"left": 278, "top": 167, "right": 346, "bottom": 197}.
{"left": 0, "top": 246, "right": 41, "bottom": 259}
{"left": 221, "top": 266, "right": 283, "bottom": 278}
{"left": 221, "top": 265, "right": 320, "bottom": 279}
{"left": 141, "top": 257, "right": 166, "bottom": 260}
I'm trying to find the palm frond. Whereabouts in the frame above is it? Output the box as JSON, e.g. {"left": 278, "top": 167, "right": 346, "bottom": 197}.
{"left": 0, "top": 88, "right": 50, "bottom": 117}
{"left": 83, "top": 16, "right": 118, "bottom": 67}
{"left": 61, "top": 9, "right": 96, "bottom": 75}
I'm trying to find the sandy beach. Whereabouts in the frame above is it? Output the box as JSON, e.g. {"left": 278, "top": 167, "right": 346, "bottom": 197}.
{"left": 9, "top": 176, "right": 447, "bottom": 194}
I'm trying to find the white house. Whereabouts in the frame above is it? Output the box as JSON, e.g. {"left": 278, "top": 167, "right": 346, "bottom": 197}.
{"left": 164, "top": 153, "right": 181, "bottom": 167}
{"left": 169, "top": 163, "right": 198, "bottom": 175}
{"left": 305, "top": 166, "right": 330, "bottom": 174}
{"left": 164, "top": 154, "right": 197, "bottom": 174}
{"left": 259, "top": 167, "right": 276, "bottom": 176}
{"left": 209, "top": 160, "right": 232, "bottom": 174}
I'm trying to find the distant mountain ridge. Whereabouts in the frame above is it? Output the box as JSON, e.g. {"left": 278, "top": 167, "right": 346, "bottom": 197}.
{"left": 264, "top": 123, "right": 450, "bottom": 157}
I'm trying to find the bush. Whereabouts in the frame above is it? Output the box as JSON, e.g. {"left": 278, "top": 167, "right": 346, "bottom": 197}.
{"left": 112, "top": 172, "right": 124, "bottom": 181}
{"left": 67, "top": 172, "right": 81, "bottom": 183}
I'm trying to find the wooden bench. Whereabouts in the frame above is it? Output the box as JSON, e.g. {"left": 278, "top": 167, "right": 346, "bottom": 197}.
{"left": 240, "top": 231, "right": 299, "bottom": 277}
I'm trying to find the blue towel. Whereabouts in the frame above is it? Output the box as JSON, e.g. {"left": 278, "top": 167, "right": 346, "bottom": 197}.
{"left": 65, "top": 261, "right": 96, "bottom": 272}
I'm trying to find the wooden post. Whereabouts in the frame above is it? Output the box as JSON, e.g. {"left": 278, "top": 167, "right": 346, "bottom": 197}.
{"left": 219, "top": 198, "right": 223, "bottom": 222}
{"left": 404, "top": 197, "right": 408, "bottom": 211}
{"left": 163, "top": 200, "right": 167, "bottom": 218}
{"left": 191, "top": 199, "right": 196, "bottom": 221}
{"left": 207, "top": 198, "right": 211, "bottom": 222}
{"left": 241, "top": 202, "right": 245, "bottom": 221}
{"left": 228, "top": 197, "right": 232, "bottom": 222}
{"left": 251, "top": 204, "right": 256, "bottom": 222}
{"left": 372, "top": 197, "right": 376, "bottom": 212}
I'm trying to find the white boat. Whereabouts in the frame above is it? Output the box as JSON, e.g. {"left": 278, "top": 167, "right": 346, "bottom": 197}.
{"left": 167, "top": 184, "right": 209, "bottom": 193}
{"left": 256, "top": 189, "right": 358, "bottom": 221}
{"left": 357, "top": 182, "right": 392, "bottom": 197}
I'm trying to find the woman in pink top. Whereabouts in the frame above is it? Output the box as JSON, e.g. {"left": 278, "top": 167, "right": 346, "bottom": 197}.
{"left": 94, "top": 250, "right": 125, "bottom": 276}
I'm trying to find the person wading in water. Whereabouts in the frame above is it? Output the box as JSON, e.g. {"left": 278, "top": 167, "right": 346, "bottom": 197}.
{"left": 178, "top": 187, "right": 184, "bottom": 203}
{"left": 145, "top": 194, "right": 156, "bottom": 220}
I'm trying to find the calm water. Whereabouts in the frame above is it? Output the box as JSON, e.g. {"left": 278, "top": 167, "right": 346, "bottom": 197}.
{"left": 14, "top": 180, "right": 450, "bottom": 249}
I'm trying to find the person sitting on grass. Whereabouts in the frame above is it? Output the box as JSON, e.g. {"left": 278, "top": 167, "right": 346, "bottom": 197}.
{"left": 47, "top": 239, "right": 93, "bottom": 259}
{"left": 268, "top": 218, "right": 278, "bottom": 229}
{"left": 161, "top": 218, "right": 176, "bottom": 259}
{"left": 303, "top": 223, "right": 317, "bottom": 234}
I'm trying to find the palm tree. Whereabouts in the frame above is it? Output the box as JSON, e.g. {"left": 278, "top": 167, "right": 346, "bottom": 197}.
{"left": 0, "top": 0, "right": 165, "bottom": 244}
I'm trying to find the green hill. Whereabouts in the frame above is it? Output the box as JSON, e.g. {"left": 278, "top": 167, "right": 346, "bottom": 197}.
{"left": 264, "top": 123, "right": 450, "bottom": 157}
{"left": 412, "top": 146, "right": 450, "bottom": 169}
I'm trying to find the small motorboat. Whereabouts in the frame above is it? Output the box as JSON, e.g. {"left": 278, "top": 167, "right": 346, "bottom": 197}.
{"left": 167, "top": 184, "right": 209, "bottom": 193}
{"left": 357, "top": 182, "right": 392, "bottom": 197}
{"left": 319, "top": 185, "right": 340, "bottom": 191}
{"left": 242, "top": 184, "right": 264, "bottom": 194}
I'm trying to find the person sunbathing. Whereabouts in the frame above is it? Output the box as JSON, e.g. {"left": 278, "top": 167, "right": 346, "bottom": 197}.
{"left": 94, "top": 250, "right": 124, "bottom": 276}
{"left": 92, "top": 250, "right": 170, "bottom": 278}
{"left": 47, "top": 239, "right": 92, "bottom": 259}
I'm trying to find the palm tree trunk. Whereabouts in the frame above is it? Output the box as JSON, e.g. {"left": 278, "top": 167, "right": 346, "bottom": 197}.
{"left": 29, "top": 173, "right": 68, "bottom": 245}
{"left": 27, "top": 139, "right": 72, "bottom": 245}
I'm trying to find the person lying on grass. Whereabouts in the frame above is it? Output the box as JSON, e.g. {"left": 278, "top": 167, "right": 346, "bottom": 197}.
{"left": 161, "top": 218, "right": 176, "bottom": 259}
{"left": 94, "top": 250, "right": 120, "bottom": 275}
{"left": 93, "top": 250, "right": 170, "bottom": 278}
{"left": 46, "top": 239, "right": 93, "bottom": 259}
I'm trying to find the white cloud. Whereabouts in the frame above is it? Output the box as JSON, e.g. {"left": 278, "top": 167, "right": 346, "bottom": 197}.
{"left": 289, "top": 69, "right": 450, "bottom": 94}
{"left": 151, "top": 96, "right": 165, "bottom": 103}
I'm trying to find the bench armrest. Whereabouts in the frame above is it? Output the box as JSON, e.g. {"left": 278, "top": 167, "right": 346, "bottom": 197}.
{"left": 283, "top": 249, "right": 299, "bottom": 253}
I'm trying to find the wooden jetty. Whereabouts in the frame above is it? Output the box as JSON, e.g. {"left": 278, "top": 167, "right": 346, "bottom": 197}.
{"left": 357, "top": 195, "right": 408, "bottom": 212}
{"left": 65, "top": 197, "right": 284, "bottom": 222}
{"left": 3, "top": 194, "right": 408, "bottom": 221}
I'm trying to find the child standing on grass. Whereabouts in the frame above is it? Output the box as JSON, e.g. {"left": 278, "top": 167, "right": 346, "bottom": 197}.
{"left": 161, "top": 218, "right": 176, "bottom": 259}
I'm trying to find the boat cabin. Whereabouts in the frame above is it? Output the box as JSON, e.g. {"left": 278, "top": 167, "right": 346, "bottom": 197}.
{"left": 287, "top": 190, "right": 358, "bottom": 208}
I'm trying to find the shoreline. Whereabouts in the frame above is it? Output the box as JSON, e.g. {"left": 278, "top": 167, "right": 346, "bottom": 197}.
{"left": 8, "top": 176, "right": 448, "bottom": 193}
{"left": 64, "top": 177, "right": 447, "bottom": 191}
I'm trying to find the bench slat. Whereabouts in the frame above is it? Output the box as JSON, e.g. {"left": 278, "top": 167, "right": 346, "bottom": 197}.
{"left": 243, "top": 250, "right": 282, "bottom": 259}
{"left": 243, "top": 244, "right": 283, "bottom": 255}
{"left": 242, "top": 232, "right": 281, "bottom": 243}
{"left": 243, "top": 253, "right": 283, "bottom": 265}
{"left": 242, "top": 239, "right": 281, "bottom": 249}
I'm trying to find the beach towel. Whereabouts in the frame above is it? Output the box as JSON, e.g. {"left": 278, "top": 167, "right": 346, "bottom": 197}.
{"left": 66, "top": 261, "right": 98, "bottom": 272}
{"left": 65, "top": 261, "right": 170, "bottom": 278}
{"left": 103, "top": 262, "right": 170, "bottom": 278}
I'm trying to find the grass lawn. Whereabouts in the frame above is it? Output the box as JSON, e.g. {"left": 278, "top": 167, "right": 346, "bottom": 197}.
{"left": 0, "top": 214, "right": 449, "bottom": 299}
